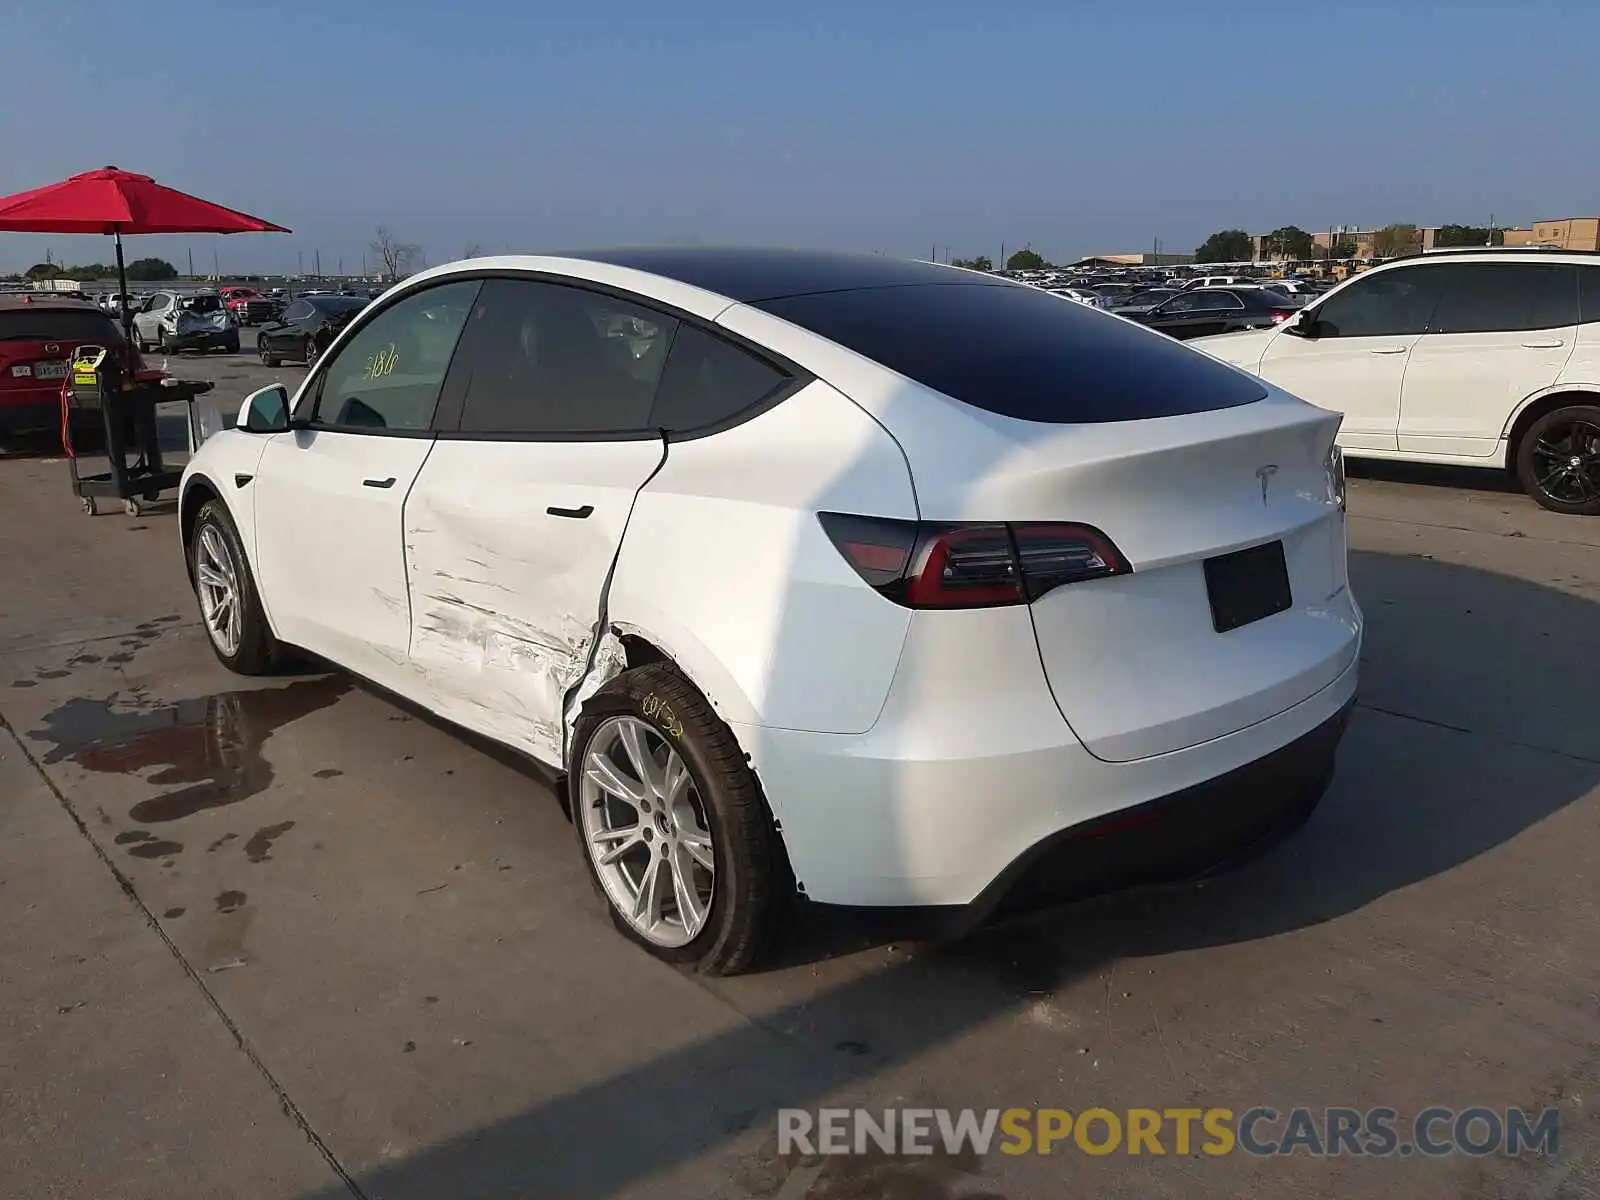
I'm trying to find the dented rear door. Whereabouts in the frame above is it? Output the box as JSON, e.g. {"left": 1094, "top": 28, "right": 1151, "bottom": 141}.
{"left": 401, "top": 277, "right": 679, "bottom": 768}
{"left": 404, "top": 439, "right": 664, "bottom": 765}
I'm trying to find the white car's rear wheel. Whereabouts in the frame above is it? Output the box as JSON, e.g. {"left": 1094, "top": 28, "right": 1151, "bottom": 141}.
{"left": 1517, "top": 404, "right": 1600, "bottom": 515}
{"left": 571, "top": 663, "right": 789, "bottom": 974}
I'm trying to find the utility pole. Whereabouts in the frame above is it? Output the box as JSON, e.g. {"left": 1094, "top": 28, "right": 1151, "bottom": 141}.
{"left": 1488, "top": 213, "right": 1496, "bottom": 246}
{"left": 1000, "top": 242, "right": 1006, "bottom": 270}
{"left": 315, "top": 249, "right": 321, "bottom": 277}
{"left": 187, "top": 247, "right": 194, "bottom": 277}
{"left": 297, "top": 250, "right": 303, "bottom": 276}
{"left": 337, "top": 256, "right": 343, "bottom": 277}
{"left": 212, "top": 248, "right": 219, "bottom": 278}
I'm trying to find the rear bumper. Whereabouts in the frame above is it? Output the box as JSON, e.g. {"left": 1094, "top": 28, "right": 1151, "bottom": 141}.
{"left": 736, "top": 605, "right": 1360, "bottom": 911}
{"left": 0, "top": 393, "right": 61, "bottom": 437}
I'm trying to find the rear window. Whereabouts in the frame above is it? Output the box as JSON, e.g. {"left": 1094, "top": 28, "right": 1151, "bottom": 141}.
{"left": 755, "top": 282, "right": 1267, "bottom": 423}
{"left": 0, "top": 308, "right": 121, "bottom": 343}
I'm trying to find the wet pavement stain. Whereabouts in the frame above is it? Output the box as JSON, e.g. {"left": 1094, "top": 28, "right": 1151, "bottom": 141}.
{"left": 35, "top": 669, "right": 69, "bottom": 680}
{"left": 128, "top": 839, "right": 182, "bottom": 859}
{"left": 27, "top": 676, "right": 350, "bottom": 824}
{"left": 215, "top": 890, "right": 247, "bottom": 913}
{"left": 245, "top": 821, "right": 295, "bottom": 863}
{"left": 68, "top": 653, "right": 102, "bottom": 665}
{"left": 207, "top": 833, "right": 238, "bottom": 852}
{"left": 11, "top": 680, "right": 37, "bottom": 689}
{"left": 313, "top": 768, "right": 343, "bottom": 779}
{"left": 162, "top": 907, "right": 185, "bottom": 919}
{"left": 113, "top": 830, "right": 152, "bottom": 846}
{"left": 104, "top": 653, "right": 134, "bottom": 665}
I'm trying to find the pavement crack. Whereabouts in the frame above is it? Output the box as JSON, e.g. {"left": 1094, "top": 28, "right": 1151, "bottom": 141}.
{"left": 1356, "top": 702, "right": 1600, "bottom": 765}
{"left": 6, "top": 729, "right": 369, "bottom": 1200}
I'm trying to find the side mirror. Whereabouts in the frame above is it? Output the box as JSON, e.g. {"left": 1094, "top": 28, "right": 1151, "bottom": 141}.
{"left": 237, "top": 384, "right": 291, "bottom": 433}
{"left": 1288, "top": 309, "right": 1320, "bottom": 338}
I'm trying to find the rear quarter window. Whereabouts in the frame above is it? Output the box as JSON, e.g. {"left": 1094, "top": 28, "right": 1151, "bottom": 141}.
{"left": 755, "top": 282, "right": 1267, "bottom": 423}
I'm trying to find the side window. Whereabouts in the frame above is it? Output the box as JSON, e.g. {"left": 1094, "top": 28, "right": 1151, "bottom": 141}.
{"left": 283, "top": 300, "right": 312, "bottom": 322}
{"left": 1425, "top": 264, "right": 1577, "bottom": 334}
{"left": 1578, "top": 266, "right": 1600, "bottom": 324}
{"left": 649, "top": 324, "right": 792, "bottom": 434}
{"left": 1212, "top": 292, "right": 1245, "bottom": 310}
{"left": 1163, "top": 293, "right": 1208, "bottom": 312}
{"left": 1311, "top": 269, "right": 1443, "bottom": 337}
{"left": 149, "top": 295, "right": 170, "bottom": 313}
{"left": 453, "top": 279, "right": 676, "bottom": 435}
{"left": 313, "top": 280, "right": 478, "bottom": 432}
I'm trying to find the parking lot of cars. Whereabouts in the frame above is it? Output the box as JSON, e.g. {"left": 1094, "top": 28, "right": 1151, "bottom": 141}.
{"left": 1, "top": 264, "right": 1598, "bottom": 1197}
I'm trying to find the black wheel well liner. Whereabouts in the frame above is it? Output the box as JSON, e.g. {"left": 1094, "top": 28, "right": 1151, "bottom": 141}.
{"left": 178, "top": 475, "right": 221, "bottom": 581}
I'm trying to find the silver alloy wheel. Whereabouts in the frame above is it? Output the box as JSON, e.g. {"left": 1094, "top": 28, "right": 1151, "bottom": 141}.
{"left": 194, "top": 524, "right": 243, "bottom": 657}
{"left": 578, "top": 715, "right": 715, "bottom": 948}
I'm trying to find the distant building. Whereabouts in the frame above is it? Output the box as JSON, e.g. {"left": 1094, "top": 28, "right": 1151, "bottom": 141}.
{"left": 1068, "top": 252, "right": 1194, "bottom": 267}
{"left": 1521, "top": 217, "right": 1600, "bottom": 250}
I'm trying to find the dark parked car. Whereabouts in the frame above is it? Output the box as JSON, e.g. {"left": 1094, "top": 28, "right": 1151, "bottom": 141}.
{"left": 1112, "top": 287, "right": 1180, "bottom": 315}
{"left": 257, "top": 295, "right": 369, "bottom": 367}
{"left": 1126, "top": 287, "right": 1300, "bottom": 340}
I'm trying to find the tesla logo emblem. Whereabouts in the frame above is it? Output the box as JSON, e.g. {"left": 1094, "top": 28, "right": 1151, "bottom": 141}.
{"left": 1256, "top": 464, "right": 1279, "bottom": 504}
{"left": 44, "top": 343, "right": 59, "bottom": 354}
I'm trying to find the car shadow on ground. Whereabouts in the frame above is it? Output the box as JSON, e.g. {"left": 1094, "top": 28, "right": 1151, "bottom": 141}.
{"left": 1347, "top": 456, "right": 1520, "bottom": 497}
{"left": 286, "top": 550, "right": 1598, "bottom": 1200}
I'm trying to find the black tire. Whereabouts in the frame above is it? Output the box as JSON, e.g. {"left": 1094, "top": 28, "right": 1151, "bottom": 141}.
{"left": 1515, "top": 403, "right": 1600, "bottom": 515}
{"left": 188, "top": 499, "right": 282, "bottom": 675}
{"left": 304, "top": 338, "right": 321, "bottom": 368}
{"left": 223, "top": 336, "right": 240, "bottom": 355}
{"left": 160, "top": 330, "right": 174, "bottom": 354}
{"left": 570, "top": 662, "right": 790, "bottom": 975}
{"left": 259, "top": 339, "right": 280, "bottom": 368}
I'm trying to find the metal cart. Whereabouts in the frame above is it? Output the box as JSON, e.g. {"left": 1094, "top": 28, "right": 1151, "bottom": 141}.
{"left": 61, "top": 346, "right": 214, "bottom": 517}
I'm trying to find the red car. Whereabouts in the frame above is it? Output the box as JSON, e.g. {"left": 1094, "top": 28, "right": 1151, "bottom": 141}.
{"left": 0, "top": 294, "right": 140, "bottom": 445}
{"left": 218, "top": 285, "right": 278, "bottom": 326}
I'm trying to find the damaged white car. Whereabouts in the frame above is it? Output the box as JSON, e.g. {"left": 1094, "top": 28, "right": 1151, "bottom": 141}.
{"left": 179, "top": 248, "right": 1360, "bottom": 974}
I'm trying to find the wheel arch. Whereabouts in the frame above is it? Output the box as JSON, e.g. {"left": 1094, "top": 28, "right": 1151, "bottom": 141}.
{"left": 1504, "top": 386, "right": 1600, "bottom": 460}
{"left": 178, "top": 473, "right": 222, "bottom": 584}
{"left": 587, "top": 627, "right": 800, "bottom": 902}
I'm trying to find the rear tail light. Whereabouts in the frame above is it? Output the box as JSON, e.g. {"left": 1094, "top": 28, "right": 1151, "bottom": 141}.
{"left": 1270, "top": 310, "right": 1294, "bottom": 323}
{"left": 819, "top": 513, "right": 1130, "bottom": 608}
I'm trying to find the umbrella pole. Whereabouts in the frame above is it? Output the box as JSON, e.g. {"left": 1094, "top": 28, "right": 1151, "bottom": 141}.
{"left": 114, "top": 229, "right": 132, "bottom": 346}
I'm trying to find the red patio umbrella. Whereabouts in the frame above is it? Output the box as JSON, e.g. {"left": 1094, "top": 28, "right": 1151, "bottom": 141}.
{"left": 0, "top": 166, "right": 290, "bottom": 339}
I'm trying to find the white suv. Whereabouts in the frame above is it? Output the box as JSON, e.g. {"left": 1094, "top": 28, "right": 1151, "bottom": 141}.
{"left": 180, "top": 248, "right": 1358, "bottom": 973}
{"left": 1192, "top": 250, "right": 1600, "bottom": 514}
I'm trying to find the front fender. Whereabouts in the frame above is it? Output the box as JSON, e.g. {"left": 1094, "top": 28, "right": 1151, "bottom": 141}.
{"left": 179, "top": 429, "right": 274, "bottom": 576}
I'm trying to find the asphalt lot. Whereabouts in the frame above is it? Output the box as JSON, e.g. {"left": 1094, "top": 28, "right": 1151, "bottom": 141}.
{"left": 2, "top": 337, "right": 1598, "bottom": 1199}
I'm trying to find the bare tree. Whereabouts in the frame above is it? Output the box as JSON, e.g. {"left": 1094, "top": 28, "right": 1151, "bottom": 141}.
{"left": 370, "top": 225, "right": 422, "bottom": 282}
{"left": 461, "top": 242, "right": 485, "bottom": 259}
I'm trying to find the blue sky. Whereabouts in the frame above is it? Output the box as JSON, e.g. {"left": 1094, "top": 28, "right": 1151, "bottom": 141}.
{"left": 1, "top": 0, "right": 1595, "bottom": 273}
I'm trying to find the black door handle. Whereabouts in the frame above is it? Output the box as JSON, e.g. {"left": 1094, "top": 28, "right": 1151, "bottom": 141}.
{"left": 547, "top": 504, "right": 594, "bottom": 519}
{"left": 363, "top": 477, "right": 396, "bottom": 489}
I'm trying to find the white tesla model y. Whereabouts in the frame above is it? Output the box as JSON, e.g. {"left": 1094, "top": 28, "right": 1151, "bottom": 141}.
{"left": 180, "top": 248, "right": 1360, "bottom": 973}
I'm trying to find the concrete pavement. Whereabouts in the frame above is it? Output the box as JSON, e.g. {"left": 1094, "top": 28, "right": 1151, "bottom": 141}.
{"left": 1, "top": 361, "right": 1597, "bottom": 1198}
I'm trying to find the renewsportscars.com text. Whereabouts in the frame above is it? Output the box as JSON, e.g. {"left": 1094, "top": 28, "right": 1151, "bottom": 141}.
{"left": 778, "top": 1105, "right": 1559, "bottom": 1159}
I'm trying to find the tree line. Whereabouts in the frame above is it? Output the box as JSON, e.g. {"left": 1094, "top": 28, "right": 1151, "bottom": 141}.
{"left": 7, "top": 257, "right": 179, "bottom": 282}
{"left": 1195, "top": 222, "right": 1505, "bottom": 264}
